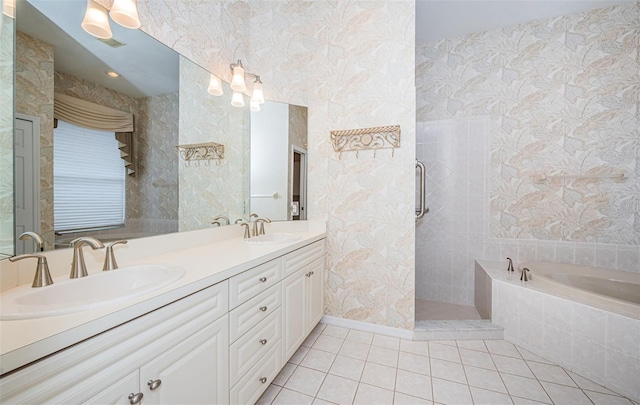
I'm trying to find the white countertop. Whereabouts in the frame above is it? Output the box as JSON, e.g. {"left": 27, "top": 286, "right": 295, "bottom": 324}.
{"left": 0, "top": 221, "right": 326, "bottom": 375}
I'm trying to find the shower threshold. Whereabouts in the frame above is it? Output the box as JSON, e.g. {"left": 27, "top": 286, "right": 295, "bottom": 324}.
{"left": 413, "top": 319, "right": 503, "bottom": 341}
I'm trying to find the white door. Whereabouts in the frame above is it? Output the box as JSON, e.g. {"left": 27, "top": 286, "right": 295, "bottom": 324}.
{"left": 14, "top": 114, "right": 40, "bottom": 254}
{"left": 139, "top": 316, "right": 229, "bottom": 405}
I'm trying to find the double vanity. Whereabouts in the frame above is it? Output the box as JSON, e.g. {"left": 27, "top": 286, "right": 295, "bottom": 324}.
{"left": 0, "top": 220, "right": 326, "bottom": 404}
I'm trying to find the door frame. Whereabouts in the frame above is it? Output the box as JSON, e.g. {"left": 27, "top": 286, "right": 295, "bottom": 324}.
{"left": 292, "top": 145, "right": 307, "bottom": 220}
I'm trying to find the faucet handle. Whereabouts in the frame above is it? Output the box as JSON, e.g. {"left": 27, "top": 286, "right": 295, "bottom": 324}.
{"left": 9, "top": 253, "right": 54, "bottom": 288}
{"left": 103, "top": 240, "right": 128, "bottom": 271}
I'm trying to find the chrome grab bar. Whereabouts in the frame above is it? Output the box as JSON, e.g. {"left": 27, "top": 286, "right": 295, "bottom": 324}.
{"left": 416, "top": 160, "right": 428, "bottom": 222}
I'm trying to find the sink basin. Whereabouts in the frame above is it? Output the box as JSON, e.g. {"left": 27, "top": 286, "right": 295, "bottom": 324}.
{"left": 242, "top": 233, "right": 301, "bottom": 245}
{"left": 0, "top": 265, "right": 185, "bottom": 320}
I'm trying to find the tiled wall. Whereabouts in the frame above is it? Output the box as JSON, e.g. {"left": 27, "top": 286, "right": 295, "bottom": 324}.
{"left": 139, "top": 1, "right": 417, "bottom": 329}
{"left": 416, "top": 3, "right": 640, "bottom": 304}
{"left": 489, "top": 267, "right": 640, "bottom": 402}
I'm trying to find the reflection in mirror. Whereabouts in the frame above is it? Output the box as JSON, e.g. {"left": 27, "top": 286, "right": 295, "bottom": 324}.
{"left": 251, "top": 102, "right": 307, "bottom": 221}
{"left": 0, "top": 8, "right": 14, "bottom": 259}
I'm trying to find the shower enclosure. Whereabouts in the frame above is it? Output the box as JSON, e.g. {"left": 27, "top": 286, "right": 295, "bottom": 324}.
{"left": 415, "top": 118, "right": 489, "bottom": 324}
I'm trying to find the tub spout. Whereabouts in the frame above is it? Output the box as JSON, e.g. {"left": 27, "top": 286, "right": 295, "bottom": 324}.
{"left": 506, "top": 257, "right": 514, "bottom": 272}
{"left": 521, "top": 267, "right": 530, "bottom": 282}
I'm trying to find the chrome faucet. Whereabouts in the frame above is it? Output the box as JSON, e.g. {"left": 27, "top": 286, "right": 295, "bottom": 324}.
{"left": 506, "top": 257, "right": 514, "bottom": 272}
{"left": 250, "top": 213, "right": 259, "bottom": 236}
{"left": 212, "top": 215, "right": 230, "bottom": 227}
{"left": 256, "top": 217, "right": 271, "bottom": 235}
{"left": 69, "top": 237, "right": 105, "bottom": 278}
{"left": 521, "top": 267, "right": 530, "bottom": 282}
{"left": 19, "top": 231, "right": 45, "bottom": 252}
{"left": 9, "top": 253, "right": 54, "bottom": 287}
{"left": 103, "top": 240, "right": 128, "bottom": 271}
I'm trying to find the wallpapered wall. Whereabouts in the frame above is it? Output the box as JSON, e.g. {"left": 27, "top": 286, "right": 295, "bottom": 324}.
{"left": 417, "top": 3, "right": 639, "bottom": 246}
{"left": 178, "top": 56, "right": 249, "bottom": 231}
{"left": 0, "top": 14, "right": 14, "bottom": 256}
{"left": 15, "top": 31, "right": 54, "bottom": 250}
{"left": 139, "top": 0, "right": 417, "bottom": 329}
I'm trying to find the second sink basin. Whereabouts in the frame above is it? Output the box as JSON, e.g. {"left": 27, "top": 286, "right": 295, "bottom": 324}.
{"left": 242, "top": 233, "right": 301, "bottom": 245}
{"left": 0, "top": 265, "right": 185, "bottom": 320}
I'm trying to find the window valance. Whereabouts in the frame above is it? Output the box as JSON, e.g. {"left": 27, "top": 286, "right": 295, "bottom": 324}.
{"left": 54, "top": 93, "right": 134, "bottom": 132}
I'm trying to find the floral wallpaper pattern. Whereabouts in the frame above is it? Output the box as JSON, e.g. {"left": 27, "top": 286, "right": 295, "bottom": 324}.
{"left": 417, "top": 3, "right": 639, "bottom": 246}
{"left": 0, "top": 14, "right": 14, "bottom": 256}
{"left": 140, "top": 0, "right": 416, "bottom": 329}
{"left": 15, "top": 32, "right": 54, "bottom": 250}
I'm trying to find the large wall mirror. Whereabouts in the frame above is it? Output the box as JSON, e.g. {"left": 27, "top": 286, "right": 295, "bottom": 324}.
{"left": 3, "top": 0, "right": 307, "bottom": 256}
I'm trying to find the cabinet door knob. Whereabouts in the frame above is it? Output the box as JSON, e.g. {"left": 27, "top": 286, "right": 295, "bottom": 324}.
{"left": 147, "top": 379, "right": 162, "bottom": 391}
{"left": 305, "top": 272, "right": 311, "bottom": 277}
{"left": 310, "top": 271, "right": 315, "bottom": 276}
{"left": 259, "top": 377, "right": 267, "bottom": 384}
{"left": 259, "top": 306, "right": 268, "bottom": 312}
{"left": 259, "top": 277, "right": 267, "bottom": 282}
{"left": 128, "top": 392, "right": 144, "bottom": 404}
{"left": 259, "top": 338, "right": 268, "bottom": 345}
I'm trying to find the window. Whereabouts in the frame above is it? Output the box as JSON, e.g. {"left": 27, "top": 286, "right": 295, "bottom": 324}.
{"left": 54, "top": 120, "right": 125, "bottom": 232}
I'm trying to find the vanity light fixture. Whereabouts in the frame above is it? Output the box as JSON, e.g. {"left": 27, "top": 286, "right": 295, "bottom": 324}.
{"left": 207, "top": 73, "right": 223, "bottom": 96}
{"left": 81, "top": 0, "right": 141, "bottom": 40}
{"left": 230, "top": 60, "right": 246, "bottom": 92}
{"left": 231, "top": 91, "right": 245, "bottom": 108}
{"left": 250, "top": 99, "right": 260, "bottom": 112}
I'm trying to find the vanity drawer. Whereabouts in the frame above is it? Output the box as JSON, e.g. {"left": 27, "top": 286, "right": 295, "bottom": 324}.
{"left": 229, "top": 309, "right": 282, "bottom": 386}
{"left": 229, "top": 258, "right": 282, "bottom": 309}
{"left": 282, "top": 240, "right": 324, "bottom": 278}
{"left": 230, "top": 343, "right": 282, "bottom": 405}
{"left": 229, "top": 283, "right": 281, "bottom": 343}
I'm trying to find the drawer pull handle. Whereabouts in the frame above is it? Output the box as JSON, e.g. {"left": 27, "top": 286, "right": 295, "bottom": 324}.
{"left": 259, "top": 306, "right": 268, "bottom": 312}
{"left": 259, "top": 277, "right": 267, "bottom": 282}
{"left": 128, "top": 392, "right": 144, "bottom": 404}
{"left": 260, "top": 338, "right": 268, "bottom": 345}
{"left": 260, "top": 377, "right": 267, "bottom": 384}
{"left": 147, "top": 379, "right": 162, "bottom": 391}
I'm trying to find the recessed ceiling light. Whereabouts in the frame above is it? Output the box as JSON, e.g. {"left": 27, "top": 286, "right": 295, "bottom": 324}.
{"left": 106, "top": 71, "right": 120, "bottom": 78}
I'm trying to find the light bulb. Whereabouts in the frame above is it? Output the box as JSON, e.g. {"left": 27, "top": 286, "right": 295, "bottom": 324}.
{"left": 81, "top": 0, "right": 112, "bottom": 39}
{"left": 231, "top": 91, "right": 245, "bottom": 108}
{"left": 252, "top": 79, "right": 265, "bottom": 104}
{"left": 250, "top": 99, "right": 260, "bottom": 112}
{"left": 109, "top": 0, "right": 141, "bottom": 29}
{"left": 230, "top": 63, "right": 246, "bottom": 92}
{"left": 207, "top": 74, "right": 223, "bottom": 96}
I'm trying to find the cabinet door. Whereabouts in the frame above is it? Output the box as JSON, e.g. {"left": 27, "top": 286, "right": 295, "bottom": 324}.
{"left": 306, "top": 256, "right": 324, "bottom": 330}
{"left": 282, "top": 269, "right": 307, "bottom": 363}
{"left": 139, "top": 315, "right": 229, "bottom": 405}
{"left": 81, "top": 371, "right": 140, "bottom": 405}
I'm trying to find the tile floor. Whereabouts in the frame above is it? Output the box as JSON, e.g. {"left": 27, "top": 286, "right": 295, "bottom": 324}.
{"left": 415, "top": 299, "right": 481, "bottom": 321}
{"left": 257, "top": 323, "right": 638, "bottom": 405}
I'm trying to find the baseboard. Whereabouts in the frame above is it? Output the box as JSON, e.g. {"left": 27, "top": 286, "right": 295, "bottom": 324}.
{"left": 320, "top": 315, "right": 414, "bottom": 340}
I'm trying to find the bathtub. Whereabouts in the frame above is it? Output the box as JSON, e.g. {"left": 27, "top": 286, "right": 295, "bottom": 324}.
{"left": 520, "top": 262, "right": 640, "bottom": 319}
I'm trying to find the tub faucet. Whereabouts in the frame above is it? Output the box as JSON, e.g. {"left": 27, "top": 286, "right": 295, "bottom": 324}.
{"left": 69, "top": 237, "right": 105, "bottom": 278}
{"left": 521, "top": 267, "right": 530, "bottom": 282}
{"left": 212, "top": 215, "right": 230, "bottom": 227}
{"left": 9, "top": 254, "right": 54, "bottom": 287}
{"left": 19, "top": 231, "right": 45, "bottom": 252}
{"left": 506, "top": 257, "right": 514, "bottom": 272}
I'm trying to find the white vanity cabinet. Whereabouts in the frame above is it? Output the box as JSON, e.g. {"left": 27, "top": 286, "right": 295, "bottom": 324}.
{"left": 282, "top": 241, "right": 325, "bottom": 362}
{"left": 0, "top": 282, "right": 229, "bottom": 404}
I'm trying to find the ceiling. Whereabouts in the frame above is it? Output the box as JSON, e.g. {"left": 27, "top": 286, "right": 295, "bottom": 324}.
{"left": 416, "top": 0, "right": 634, "bottom": 43}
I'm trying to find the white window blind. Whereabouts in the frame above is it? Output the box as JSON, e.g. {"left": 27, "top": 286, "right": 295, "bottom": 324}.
{"left": 54, "top": 120, "right": 125, "bottom": 232}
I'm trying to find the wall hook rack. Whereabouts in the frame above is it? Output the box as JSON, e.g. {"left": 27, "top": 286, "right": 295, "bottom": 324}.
{"left": 330, "top": 125, "right": 401, "bottom": 159}
{"left": 176, "top": 142, "right": 224, "bottom": 166}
